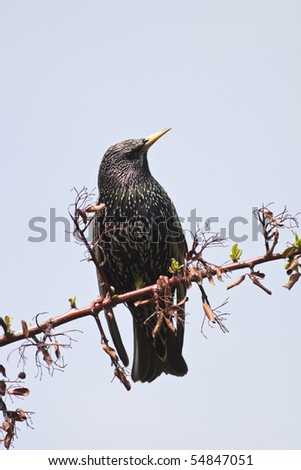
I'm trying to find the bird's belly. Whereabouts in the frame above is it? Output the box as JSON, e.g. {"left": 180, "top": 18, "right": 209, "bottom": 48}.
{"left": 100, "top": 214, "right": 169, "bottom": 294}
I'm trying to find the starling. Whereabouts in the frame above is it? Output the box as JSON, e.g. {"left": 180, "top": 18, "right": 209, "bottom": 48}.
{"left": 94, "top": 129, "right": 188, "bottom": 382}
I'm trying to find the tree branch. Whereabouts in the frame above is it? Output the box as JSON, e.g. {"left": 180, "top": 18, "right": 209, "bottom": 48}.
{"left": 1, "top": 249, "right": 297, "bottom": 349}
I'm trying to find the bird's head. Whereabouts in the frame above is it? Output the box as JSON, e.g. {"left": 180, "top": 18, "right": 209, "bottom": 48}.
{"left": 98, "top": 128, "right": 171, "bottom": 187}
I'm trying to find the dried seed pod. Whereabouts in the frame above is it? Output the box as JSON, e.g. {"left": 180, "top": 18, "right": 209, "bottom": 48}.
{"left": 263, "top": 209, "right": 274, "bottom": 219}
{"left": 114, "top": 368, "right": 131, "bottom": 391}
{"left": 21, "top": 320, "right": 29, "bottom": 338}
{"left": 86, "top": 203, "right": 106, "bottom": 213}
{"left": 102, "top": 343, "right": 118, "bottom": 362}
{"left": 4, "top": 427, "right": 13, "bottom": 449}
{"left": 251, "top": 276, "right": 272, "bottom": 295}
{"left": 54, "top": 339, "right": 61, "bottom": 360}
{"left": 76, "top": 208, "right": 88, "bottom": 224}
{"left": 15, "top": 408, "right": 27, "bottom": 422}
{"left": 164, "top": 315, "right": 176, "bottom": 334}
{"left": 227, "top": 274, "right": 246, "bottom": 290}
{"left": 134, "top": 298, "right": 154, "bottom": 307}
{"left": 152, "top": 312, "right": 164, "bottom": 338}
{"left": 8, "top": 387, "right": 30, "bottom": 397}
{"left": 2, "top": 419, "right": 11, "bottom": 432}
{"left": 202, "top": 303, "right": 216, "bottom": 323}
{"left": 41, "top": 348, "right": 53, "bottom": 366}
{"left": 283, "top": 272, "right": 301, "bottom": 290}
{"left": 216, "top": 267, "right": 223, "bottom": 282}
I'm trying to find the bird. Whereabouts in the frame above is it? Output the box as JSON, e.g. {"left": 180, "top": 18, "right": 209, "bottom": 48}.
{"left": 93, "top": 129, "right": 188, "bottom": 382}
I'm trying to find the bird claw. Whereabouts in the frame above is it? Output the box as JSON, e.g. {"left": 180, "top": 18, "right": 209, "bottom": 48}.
{"left": 156, "top": 275, "right": 173, "bottom": 307}
{"left": 90, "top": 295, "right": 104, "bottom": 314}
{"left": 156, "top": 275, "right": 170, "bottom": 290}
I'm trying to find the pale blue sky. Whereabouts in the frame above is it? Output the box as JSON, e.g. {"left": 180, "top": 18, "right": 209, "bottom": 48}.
{"left": 0, "top": 0, "right": 301, "bottom": 450}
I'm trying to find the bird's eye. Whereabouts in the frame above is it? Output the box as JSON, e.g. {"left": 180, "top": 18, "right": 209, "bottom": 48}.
{"left": 126, "top": 150, "right": 138, "bottom": 160}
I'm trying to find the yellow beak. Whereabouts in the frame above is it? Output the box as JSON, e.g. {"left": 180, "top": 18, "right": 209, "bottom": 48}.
{"left": 142, "top": 128, "right": 171, "bottom": 152}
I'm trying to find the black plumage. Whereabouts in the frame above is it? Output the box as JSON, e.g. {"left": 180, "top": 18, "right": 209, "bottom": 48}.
{"left": 93, "top": 129, "right": 188, "bottom": 382}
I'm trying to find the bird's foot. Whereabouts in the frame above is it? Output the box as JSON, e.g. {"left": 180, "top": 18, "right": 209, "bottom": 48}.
{"left": 156, "top": 275, "right": 170, "bottom": 290}
{"left": 156, "top": 275, "right": 172, "bottom": 306}
{"left": 90, "top": 295, "right": 104, "bottom": 314}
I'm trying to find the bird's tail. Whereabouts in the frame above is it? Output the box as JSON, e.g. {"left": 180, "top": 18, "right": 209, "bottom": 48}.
{"left": 129, "top": 300, "right": 188, "bottom": 383}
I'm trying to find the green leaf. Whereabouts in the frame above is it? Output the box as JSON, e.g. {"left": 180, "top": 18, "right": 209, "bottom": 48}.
{"left": 68, "top": 296, "right": 77, "bottom": 308}
{"left": 282, "top": 246, "right": 296, "bottom": 259}
{"left": 294, "top": 233, "right": 301, "bottom": 249}
{"left": 4, "top": 316, "right": 12, "bottom": 334}
{"left": 230, "top": 243, "right": 243, "bottom": 262}
{"left": 168, "top": 258, "right": 184, "bottom": 275}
